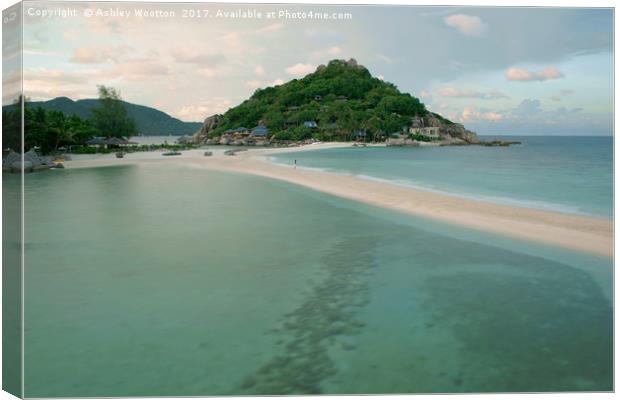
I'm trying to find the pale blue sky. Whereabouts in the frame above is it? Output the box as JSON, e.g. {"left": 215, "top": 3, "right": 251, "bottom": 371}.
{"left": 16, "top": 2, "right": 614, "bottom": 135}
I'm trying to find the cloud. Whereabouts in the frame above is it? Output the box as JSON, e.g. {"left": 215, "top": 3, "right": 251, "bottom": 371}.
{"left": 439, "top": 87, "right": 509, "bottom": 99}
{"left": 173, "top": 98, "right": 234, "bottom": 121}
{"left": 505, "top": 67, "right": 564, "bottom": 82}
{"left": 117, "top": 60, "right": 170, "bottom": 79}
{"left": 255, "top": 23, "right": 284, "bottom": 34}
{"left": 272, "top": 78, "right": 284, "bottom": 86}
{"left": 246, "top": 80, "right": 262, "bottom": 89}
{"left": 63, "top": 30, "right": 79, "bottom": 41}
{"left": 221, "top": 32, "right": 240, "bottom": 47}
{"left": 327, "top": 46, "right": 342, "bottom": 56}
{"left": 195, "top": 67, "right": 219, "bottom": 78}
{"left": 444, "top": 14, "right": 488, "bottom": 37}
{"left": 171, "top": 49, "right": 225, "bottom": 65}
{"left": 377, "top": 75, "right": 385, "bottom": 81}
{"left": 461, "top": 106, "right": 504, "bottom": 122}
{"left": 70, "top": 46, "right": 133, "bottom": 64}
{"left": 285, "top": 63, "right": 316, "bottom": 77}
{"left": 310, "top": 46, "right": 342, "bottom": 61}
{"left": 419, "top": 90, "right": 432, "bottom": 99}
{"left": 551, "top": 89, "right": 575, "bottom": 101}
{"left": 254, "top": 65, "right": 265, "bottom": 76}
{"left": 512, "top": 99, "right": 543, "bottom": 116}
{"left": 376, "top": 53, "right": 393, "bottom": 63}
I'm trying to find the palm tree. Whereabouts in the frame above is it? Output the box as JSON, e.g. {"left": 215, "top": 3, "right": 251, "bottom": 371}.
{"left": 47, "top": 111, "right": 76, "bottom": 151}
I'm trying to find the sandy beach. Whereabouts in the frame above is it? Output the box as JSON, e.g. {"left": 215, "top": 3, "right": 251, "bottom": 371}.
{"left": 64, "top": 143, "right": 613, "bottom": 258}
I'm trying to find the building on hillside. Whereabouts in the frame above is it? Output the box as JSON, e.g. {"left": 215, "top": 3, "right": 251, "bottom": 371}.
{"left": 251, "top": 125, "right": 269, "bottom": 137}
{"left": 303, "top": 121, "right": 318, "bottom": 129}
{"left": 314, "top": 95, "right": 323, "bottom": 101}
{"left": 222, "top": 127, "right": 250, "bottom": 139}
{"left": 409, "top": 126, "right": 440, "bottom": 139}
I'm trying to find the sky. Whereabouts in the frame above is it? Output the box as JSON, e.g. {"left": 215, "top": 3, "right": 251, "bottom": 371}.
{"left": 7, "top": 2, "right": 614, "bottom": 135}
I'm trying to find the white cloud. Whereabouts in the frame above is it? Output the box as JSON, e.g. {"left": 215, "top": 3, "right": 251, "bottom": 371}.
{"left": 310, "top": 46, "right": 342, "bottom": 62}
{"left": 505, "top": 67, "right": 564, "bottom": 82}
{"left": 512, "top": 99, "right": 543, "bottom": 116}
{"left": 254, "top": 65, "right": 265, "bottom": 76}
{"left": 221, "top": 32, "right": 240, "bottom": 47}
{"left": 461, "top": 106, "right": 504, "bottom": 122}
{"left": 376, "top": 53, "right": 393, "bottom": 63}
{"left": 551, "top": 89, "right": 575, "bottom": 101}
{"left": 195, "top": 68, "right": 219, "bottom": 78}
{"left": 70, "top": 45, "right": 133, "bottom": 64}
{"left": 444, "top": 14, "right": 488, "bottom": 37}
{"left": 173, "top": 99, "right": 234, "bottom": 121}
{"left": 63, "top": 30, "right": 79, "bottom": 41}
{"left": 255, "top": 23, "right": 285, "bottom": 34}
{"left": 439, "top": 87, "right": 509, "bottom": 99}
{"left": 171, "top": 49, "right": 225, "bottom": 66}
{"left": 272, "top": 78, "right": 284, "bottom": 86}
{"left": 246, "top": 80, "right": 262, "bottom": 89}
{"left": 377, "top": 75, "right": 385, "bottom": 81}
{"left": 285, "top": 63, "right": 316, "bottom": 77}
{"left": 327, "top": 46, "right": 341, "bottom": 56}
{"left": 419, "top": 90, "right": 432, "bottom": 98}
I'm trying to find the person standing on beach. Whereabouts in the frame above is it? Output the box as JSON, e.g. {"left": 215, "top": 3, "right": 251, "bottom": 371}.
{"left": 294, "top": 159, "right": 297, "bottom": 169}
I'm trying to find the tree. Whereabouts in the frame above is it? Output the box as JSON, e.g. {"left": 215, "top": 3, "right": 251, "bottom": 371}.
{"left": 2, "top": 97, "right": 22, "bottom": 152}
{"left": 21, "top": 104, "right": 100, "bottom": 154}
{"left": 90, "top": 85, "right": 137, "bottom": 138}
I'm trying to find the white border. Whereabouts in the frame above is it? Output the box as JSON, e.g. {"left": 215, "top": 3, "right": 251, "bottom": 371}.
{"left": 0, "top": 1, "right": 615, "bottom": 400}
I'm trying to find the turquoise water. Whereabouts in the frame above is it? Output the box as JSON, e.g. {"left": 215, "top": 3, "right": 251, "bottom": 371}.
{"left": 271, "top": 136, "right": 613, "bottom": 218}
{"left": 20, "top": 164, "right": 612, "bottom": 396}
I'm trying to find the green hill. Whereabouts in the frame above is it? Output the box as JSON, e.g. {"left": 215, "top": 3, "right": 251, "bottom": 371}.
{"left": 9, "top": 97, "right": 202, "bottom": 136}
{"left": 198, "top": 58, "right": 476, "bottom": 143}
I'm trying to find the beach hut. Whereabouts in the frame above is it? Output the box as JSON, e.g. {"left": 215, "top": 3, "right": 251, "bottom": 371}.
{"left": 86, "top": 137, "right": 108, "bottom": 148}
{"left": 353, "top": 130, "right": 367, "bottom": 142}
{"left": 251, "top": 125, "right": 269, "bottom": 137}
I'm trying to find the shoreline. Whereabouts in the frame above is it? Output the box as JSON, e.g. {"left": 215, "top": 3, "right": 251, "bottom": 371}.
{"left": 64, "top": 143, "right": 613, "bottom": 258}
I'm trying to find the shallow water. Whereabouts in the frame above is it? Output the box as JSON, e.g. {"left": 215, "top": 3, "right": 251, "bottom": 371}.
{"left": 19, "top": 164, "right": 612, "bottom": 396}
{"left": 271, "top": 136, "right": 613, "bottom": 217}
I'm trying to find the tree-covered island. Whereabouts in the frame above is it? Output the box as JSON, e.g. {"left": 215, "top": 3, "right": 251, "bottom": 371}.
{"left": 193, "top": 59, "right": 492, "bottom": 147}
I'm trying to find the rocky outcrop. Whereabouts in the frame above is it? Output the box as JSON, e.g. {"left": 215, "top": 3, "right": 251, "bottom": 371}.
{"left": 2, "top": 150, "right": 58, "bottom": 173}
{"left": 193, "top": 114, "right": 222, "bottom": 144}
{"left": 423, "top": 113, "right": 479, "bottom": 144}
{"left": 442, "top": 123, "right": 479, "bottom": 144}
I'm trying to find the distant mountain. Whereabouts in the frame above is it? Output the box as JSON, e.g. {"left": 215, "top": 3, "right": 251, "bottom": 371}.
{"left": 11, "top": 97, "right": 202, "bottom": 136}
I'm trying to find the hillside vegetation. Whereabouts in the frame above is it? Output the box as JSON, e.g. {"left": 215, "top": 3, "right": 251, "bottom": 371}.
{"left": 7, "top": 97, "right": 201, "bottom": 136}
{"left": 207, "top": 59, "right": 437, "bottom": 142}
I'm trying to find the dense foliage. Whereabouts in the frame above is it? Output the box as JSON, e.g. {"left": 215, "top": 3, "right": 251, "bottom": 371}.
{"left": 210, "top": 59, "right": 428, "bottom": 141}
{"left": 90, "top": 86, "right": 138, "bottom": 139}
{"left": 3, "top": 99, "right": 98, "bottom": 154}
{"left": 2, "top": 86, "right": 139, "bottom": 154}
{"left": 6, "top": 96, "right": 201, "bottom": 136}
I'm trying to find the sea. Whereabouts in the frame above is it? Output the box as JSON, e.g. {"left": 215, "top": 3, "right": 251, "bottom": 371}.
{"left": 271, "top": 136, "right": 613, "bottom": 218}
{"left": 5, "top": 135, "right": 613, "bottom": 396}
